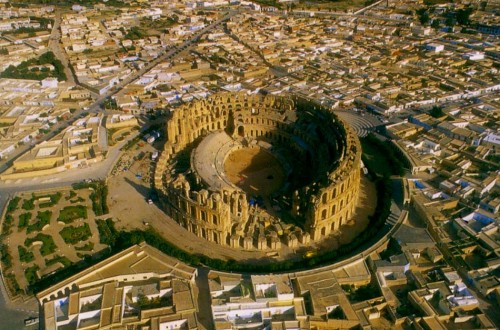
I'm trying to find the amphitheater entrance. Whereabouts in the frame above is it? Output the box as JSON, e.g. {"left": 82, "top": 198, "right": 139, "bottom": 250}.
{"left": 237, "top": 125, "right": 245, "bottom": 137}
{"left": 224, "top": 146, "right": 285, "bottom": 198}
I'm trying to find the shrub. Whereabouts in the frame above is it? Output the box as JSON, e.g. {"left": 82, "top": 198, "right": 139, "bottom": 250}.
{"left": 65, "top": 190, "right": 77, "bottom": 201}
{"left": 96, "top": 218, "right": 117, "bottom": 245}
{"left": 18, "top": 245, "right": 34, "bottom": 263}
{"left": 24, "top": 265, "right": 40, "bottom": 285}
{"left": 59, "top": 223, "right": 92, "bottom": 244}
{"left": 22, "top": 197, "right": 35, "bottom": 211}
{"left": 38, "top": 192, "right": 62, "bottom": 208}
{"left": 45, "top": 255, "right": 71, "bottom": 267}
{"left": 18, "top": 212, "right": 32, "bottom": 231}
{"left": 2, "top": 214, "right": 14, "bottom": 235}
{"left": 72, "top": 181, "right": 108, "bottom": 216}
{"left": 57, "top": 205, "right": 87, "bottom": 224}
{"left": 5, "top": 274, "right": 22, "bottom": 296}
{"left": 0, "top": 244, "right": 12, "bottom": 270}
{"left": 75, "top": 242, "right": 94, "bottom": 251}
{"left": 26, "top": 211, "right": 52, "bottom": 233}
{"left": 25, "top": 233, "right": 57, "bottom": 256}
{"left": 6, "top": 196, "right": 21, "bottom": 213}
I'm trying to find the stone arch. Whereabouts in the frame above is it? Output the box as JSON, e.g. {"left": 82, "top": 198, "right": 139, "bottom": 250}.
{"left": 321, "top": 227, "right": 326, "bottom": 236}
{"left": 321, "top": 209, "right": 327, "bottom": 220}
{"left": 322, "top": 193, "right": 328, "bottom": 204}
{"left": 238, "top": 126, "right": 244, "bottom": 137}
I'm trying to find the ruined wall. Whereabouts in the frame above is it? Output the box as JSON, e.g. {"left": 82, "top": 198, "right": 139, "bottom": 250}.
{"left": 154, "top": 92, "right": 361, "bottom": 250}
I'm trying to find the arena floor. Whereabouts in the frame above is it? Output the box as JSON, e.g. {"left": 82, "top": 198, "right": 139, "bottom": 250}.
{"left": 224, "top": 146, "right": 285, "bottom": 198}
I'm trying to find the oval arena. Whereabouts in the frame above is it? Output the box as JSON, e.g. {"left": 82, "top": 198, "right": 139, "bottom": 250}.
{"left": 154, "top": 92, "right": 362, "bottom": 251}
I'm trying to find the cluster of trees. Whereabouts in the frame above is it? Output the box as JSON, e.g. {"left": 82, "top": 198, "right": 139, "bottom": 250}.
{"left": 429, "top": 106, "right": 445, "bottom": 118}
{"left": 6, "top": 196, "right": 21, "bottom": 214}
{"left": 96, "top": 218, "right": 117, "bottom": 245}
{"left": 341, "top": 283, "right": 381, "bottom": 303}
{"left": 123, "top": 26, "right": 146, "bottom": 40}
{"left": 73, "top": 181, "right": 109, "bottom": 216}
{"left": 8, "top": 16, "right": 53, "bottom": 36}
{"left": 2, "top": 197, "right": 21, "bottom": 237}
{"left": 103, "top": 97, "right": 118, "bottom": 110}
{"left": 0, "top": 51, "right": 66, "bottom": 81}
{"left": 91, "top": 184, "right": 109, "bottom": 216}
{"left": 140, "top": 16, "right": 178, "bottom": 32}
{"left": 0, "top": 244, "right": 12, "bottom": 270}
{"left": 416, "top": 5, "right": 474, "bottom": 30}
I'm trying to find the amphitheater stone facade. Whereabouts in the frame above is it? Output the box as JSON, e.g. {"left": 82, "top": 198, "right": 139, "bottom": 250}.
{"left": 154, "top": 92, "right": 361, "bottom": 250}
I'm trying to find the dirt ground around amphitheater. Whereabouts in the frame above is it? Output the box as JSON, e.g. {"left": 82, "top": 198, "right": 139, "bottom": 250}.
{"left": 108, "top": 155, "right": 377, "bottom": 263}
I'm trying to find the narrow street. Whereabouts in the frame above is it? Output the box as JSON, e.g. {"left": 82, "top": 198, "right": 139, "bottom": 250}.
{"left": 48, "top": 10, "right": 76, "bottom": 86}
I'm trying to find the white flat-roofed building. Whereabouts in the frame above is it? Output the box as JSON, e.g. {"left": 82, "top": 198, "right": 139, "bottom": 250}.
{"left": 209, "top": 271, "right": 307, "bottom": 329}
{"left": 37, "top": 243, "right": 199, "bottom": 330}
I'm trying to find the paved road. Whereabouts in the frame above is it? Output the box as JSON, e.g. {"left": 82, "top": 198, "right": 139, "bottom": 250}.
{"left": 0, "top": 121, "right": 147, "bottom": 212}
{"left": 48, "top": 10, "right": 76, "bottom": 86}
{"left": 0, "top": 134, "right": 136, "bottom": 326}
{"left": 85, "top": 10, "right": 237, "bottom": 113}
{"left": 289, "top": 9, "right": 412, "bottom": 24}
{"left": 0, "top": 11, "right": 235, "bottom": 176}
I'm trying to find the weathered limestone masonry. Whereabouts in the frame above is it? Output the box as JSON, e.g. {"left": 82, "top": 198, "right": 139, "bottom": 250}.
{"left": 154, "top": 92, "right": 361, "bottom": 250}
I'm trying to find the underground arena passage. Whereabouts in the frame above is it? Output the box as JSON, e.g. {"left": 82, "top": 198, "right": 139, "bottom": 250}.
{"left": 154, "top": 92, "right": 361, "bottom": 251}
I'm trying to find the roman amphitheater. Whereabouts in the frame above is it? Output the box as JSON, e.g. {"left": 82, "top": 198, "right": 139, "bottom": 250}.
{"left": 154, "top": 92, "right": 362, "bottom": 251}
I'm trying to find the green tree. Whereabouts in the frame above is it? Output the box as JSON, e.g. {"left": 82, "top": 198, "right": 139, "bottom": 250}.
{"left": 430, "top": 106, "right": 445, "bottom": 118}
{"left": 431, "top": 19, "right": 440, "bottom": 30}
{"left": 456, "top": 7, "right": 473, "bottom": 26}
{"left": 416, "top": 8, "right": 430, "bottom": 25}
